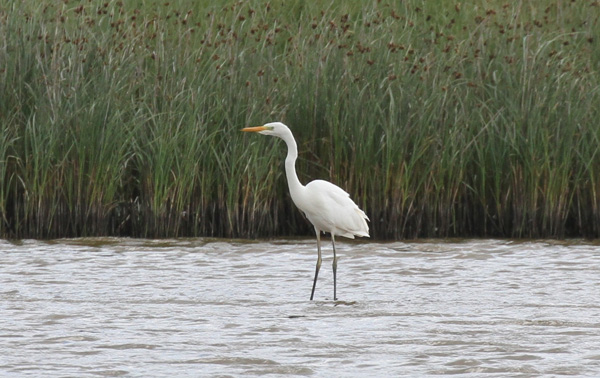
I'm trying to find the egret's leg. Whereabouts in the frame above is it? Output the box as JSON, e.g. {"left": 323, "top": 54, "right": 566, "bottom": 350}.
{"left": 310, "top": 229, "right": 322, "bottom": 301}
{"left": 332, "top": 234, "right": 338, "bottom": 301}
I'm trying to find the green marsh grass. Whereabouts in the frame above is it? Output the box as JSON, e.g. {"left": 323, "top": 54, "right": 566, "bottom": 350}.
{"left": 0, "top": 0, "right": 599, "bottom": 238}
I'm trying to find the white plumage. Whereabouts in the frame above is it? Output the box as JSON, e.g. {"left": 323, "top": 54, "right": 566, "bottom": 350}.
{"left": 242, "top": 122, "right": 369, "bottom": 300}
{"left": 302, "top": 180, "right": 369, "bottom": 239}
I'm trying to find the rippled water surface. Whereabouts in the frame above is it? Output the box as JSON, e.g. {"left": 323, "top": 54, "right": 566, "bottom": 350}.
{"left": 1, "top": 238, "right": 599, "bottom": 376}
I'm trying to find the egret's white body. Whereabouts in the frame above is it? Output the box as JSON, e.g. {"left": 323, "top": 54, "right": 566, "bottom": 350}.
{"left": 242, "top": 122, "right": 369, "bottom": 300}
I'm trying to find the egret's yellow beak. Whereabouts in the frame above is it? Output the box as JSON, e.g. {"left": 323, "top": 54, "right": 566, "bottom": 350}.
{"left": 241, "top": 126, "right": 267, "bottom": 132}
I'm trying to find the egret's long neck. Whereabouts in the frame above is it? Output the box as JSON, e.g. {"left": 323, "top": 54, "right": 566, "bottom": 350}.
{"left": 280, "top": 131, "right": 305, "bottom": 202}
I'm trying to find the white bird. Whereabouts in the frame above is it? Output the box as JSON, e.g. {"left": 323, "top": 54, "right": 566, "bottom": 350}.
{"left": 242, "top": 122, "right": 369, "bottom": 300}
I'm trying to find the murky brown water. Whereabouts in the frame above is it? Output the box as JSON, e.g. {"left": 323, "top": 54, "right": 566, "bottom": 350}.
{"left": 1, "top": 238, "right": 599, "bottom": 376}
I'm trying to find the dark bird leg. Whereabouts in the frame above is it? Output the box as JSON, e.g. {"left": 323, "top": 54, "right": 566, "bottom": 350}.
{"left": 310, "top": 228, "right": 322, "bottom": 300}
{"left": 332, "top": 234, "right": 338, "bottom": 301}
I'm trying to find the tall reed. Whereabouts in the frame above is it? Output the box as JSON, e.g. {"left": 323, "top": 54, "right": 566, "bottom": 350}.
{"left": 0, "top": 0, "right": 598, "bottom": 238}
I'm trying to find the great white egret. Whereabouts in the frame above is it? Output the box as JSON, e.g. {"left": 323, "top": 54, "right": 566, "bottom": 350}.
{"left": 242, "top": 122, "right": 369, "bottom": 300}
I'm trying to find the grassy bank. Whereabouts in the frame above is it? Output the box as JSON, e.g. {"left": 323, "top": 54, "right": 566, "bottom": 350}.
{"left": 1, "top": 0, "right": 599, "bottom": 239}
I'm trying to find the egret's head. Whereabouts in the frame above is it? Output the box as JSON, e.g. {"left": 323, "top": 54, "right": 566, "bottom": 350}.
{"left": 241, "top": 122, "right": 290, "bottom": 138}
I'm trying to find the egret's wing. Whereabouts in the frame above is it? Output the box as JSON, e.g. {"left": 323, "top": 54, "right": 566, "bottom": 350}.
{"left": 303, "top": 180, "right": 369, "bottom": 238}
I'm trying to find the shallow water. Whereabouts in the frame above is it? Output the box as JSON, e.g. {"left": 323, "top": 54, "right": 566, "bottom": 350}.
{"left": 1, "top": 238, "right": 599, "bottom": 377}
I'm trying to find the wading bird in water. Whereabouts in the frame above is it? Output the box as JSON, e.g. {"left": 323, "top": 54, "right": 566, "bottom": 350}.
{"left": 242, "top": 122, "right": 369, "bottom": 300}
